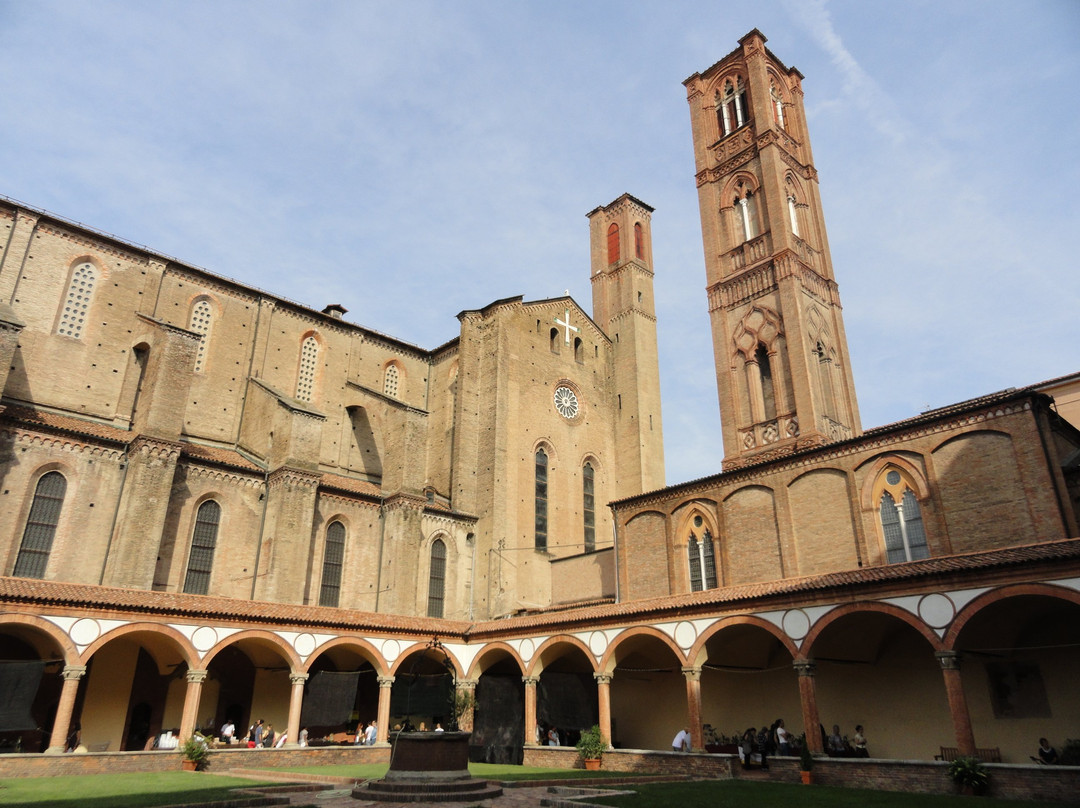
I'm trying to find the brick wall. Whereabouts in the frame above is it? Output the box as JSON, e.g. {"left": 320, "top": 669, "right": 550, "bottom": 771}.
{"left": 520, "top": 748, "right": 1080, "bottom": 803}
{"left": 0, "top": 744, "right": 389, "bottom": 779}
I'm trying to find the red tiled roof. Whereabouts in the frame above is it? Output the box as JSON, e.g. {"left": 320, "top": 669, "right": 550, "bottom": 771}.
{"left": 0, "top": 577, "right": 469, "bottom": 636}
{"left": 467, "top": 537, "right": 1080, "bottom": 637}
{"left": 3, "top": 539, "right": 1077, "bottom": 641}
{"left": 2, "top": 406, "right": 130, "bottom": 443}
{"left": 181, "top": 443, "right": 264, "bottom": 473}
{"left": 319, "top": 473, "right": 381, "bottom": 499}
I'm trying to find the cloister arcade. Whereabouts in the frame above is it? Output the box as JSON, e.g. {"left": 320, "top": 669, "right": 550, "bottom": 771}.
{"left": 1, "top": 581, "right": 1077, "bottom": 763}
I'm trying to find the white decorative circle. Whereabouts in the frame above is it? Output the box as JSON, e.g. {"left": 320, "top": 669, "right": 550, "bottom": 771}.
{"left": 553, "top": 386, "right": 579, "bottom": 419}
{"left": 382, "top": 639, "right": 401, "bottom": 662}
{"left": 191, "top": 626, "right": 219, "bottom": 653}
{"left": 918, "top": 593, "right": 956, "bottom": 629}
{"left": 70, "top": 618, "right": 101, "bottom": 646}
{"left": 673, "top": 621, "right": 698, "bottom": 649}
{"left": 519, "top": 638, "right": 535, "bottom": 661}
{"left": 781, "top": 609, "right": 811, "bottom": 641}
{"left": 588, "top": 631, "right": 608, "bottom": 656}
{"left": 294, "top": 633, "right": 317, "bottom": 657}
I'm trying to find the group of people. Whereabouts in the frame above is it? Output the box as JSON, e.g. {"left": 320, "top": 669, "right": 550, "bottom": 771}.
{"left": 354, "top": 720, "right": 378, "bottom": 745}
{"left": 826, "top": 723, "right": 869, "bottom": 758}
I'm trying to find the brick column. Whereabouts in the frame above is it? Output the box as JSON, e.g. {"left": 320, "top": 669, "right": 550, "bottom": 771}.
{"left": 179, "top": 669, "right": 208, "bottom": 742}
{"left": 286, "top": 672, "right": 308, "bottom": 748}
{"left": 456, "top": 678, "right": 477, "bottom": 732}
{"left": 681, "top": 666, "right": 703, "bottom": 751}
{"left": 45, "top": 665, "right": 86, "bottom": 754}
{"left": 936, "top": 651, "right": 976, "bottom": 756}
{"left": 794, "top": 660, "right": 823, "bottom": 754}
{"left": 376, "top": 675, "right": 394, "bottom": 744}
{"left": 523, "top": 676, "right": 540, "bottom": 746}
{"left": 594, "top": 672, "right": 613, "bottom": 748}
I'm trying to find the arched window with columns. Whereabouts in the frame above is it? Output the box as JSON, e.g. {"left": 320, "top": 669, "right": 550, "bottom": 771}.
{"left": 687, "top": 519, "right": 718, "bottom": 592}
{"left": 875, "top": 467, "right": 930, "bottom": 563}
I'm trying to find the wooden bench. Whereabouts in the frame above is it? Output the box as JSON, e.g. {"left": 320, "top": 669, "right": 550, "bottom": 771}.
{"left": 936, "top": 746, "right": 1001, "bottom": 763}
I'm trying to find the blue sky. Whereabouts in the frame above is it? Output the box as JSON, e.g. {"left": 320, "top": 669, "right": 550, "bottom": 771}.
{"left": 1, "top": 0, "right": 1077, "bottom": 486}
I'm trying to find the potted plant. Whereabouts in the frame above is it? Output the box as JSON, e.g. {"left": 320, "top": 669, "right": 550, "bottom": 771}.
{"left": 799, "top": 742, "right": 815, "bottom": 785}
{"left": 576, "top": 725, "right": 609, "bottom": 770}
{"left": 179, "top": 736, "right": 209, "bottom": 771}
{"left": 948, "top": 755, "right": 988, "bottom": 796}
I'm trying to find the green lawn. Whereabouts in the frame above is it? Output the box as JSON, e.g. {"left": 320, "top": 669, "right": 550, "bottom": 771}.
{"left": 585, "top": 780, "right": 1080, "bottom": 808}
{"left": 0, "top": 772, "right": 279, "bottom": 808}
{"left": 3, "top": 768, "right": 1077, "bottom": 808}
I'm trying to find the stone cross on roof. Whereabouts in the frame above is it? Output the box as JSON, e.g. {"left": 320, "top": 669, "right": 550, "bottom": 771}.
{"left": 554, "top": 308, "right": 579, "bottom": 345}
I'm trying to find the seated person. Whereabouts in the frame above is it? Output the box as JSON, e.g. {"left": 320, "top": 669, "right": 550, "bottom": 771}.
{"left": 827, "top": 724, "right": 847, "bottom": 756}
{"left": 1035, "top": 738, "right": 1058, "bottom": 764}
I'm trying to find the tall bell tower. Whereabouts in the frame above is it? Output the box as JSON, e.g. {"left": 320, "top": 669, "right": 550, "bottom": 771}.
{"left": 684, "top": 30, "right": 861, "bottom": 469}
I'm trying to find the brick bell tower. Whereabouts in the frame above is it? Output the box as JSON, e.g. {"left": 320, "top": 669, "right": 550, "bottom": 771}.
{"left": 684, "top": 30, "right": 861, "bottom": 469}
{"left": 588, "top": 193, "right": 665, "bottom": 497}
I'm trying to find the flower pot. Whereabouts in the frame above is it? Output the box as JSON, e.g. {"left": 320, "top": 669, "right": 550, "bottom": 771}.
{"left": 584, "top": 758, "right": 601, "bottom": 771}
{"left": 181, "top": 759, "right": 198, "bottom": 772}
{"left": 800, "top": 770, "right": 813, "bottom": 785}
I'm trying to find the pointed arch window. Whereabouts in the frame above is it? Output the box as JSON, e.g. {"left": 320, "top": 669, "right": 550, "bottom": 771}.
{"left": 190, "top": 299, "right": 213, "bottom": 373}
{"left": 770, "top": 83, "right": 785, "bottom": 129}
{"left": 427, "top": 539, "right": 447, "bottom": 617}
{"left": 634, "top": 222, "right": 644, "bottom": 259}
{"left": 736, "top": 190, "right": 759, "bottom": 242}
{"left": 535, "top": 448, "right": 548, "bottom": 551}
{"left": 788, "top": 195, "right": 801, "bottom": 237}
{"left": 880, "top": 488, "right": 929, "bottom": 563}
{"left": 183, "top": 500, "right": 220, "bottom": 595}
{"left": 583, "top": 462, "right": 595, "bottom": 553}
{"left": 296, "top": 335, "right": 318, "bottom": 402}
{"left": 58, "top": 262, "right": 97, "bottom": 339}
{"left": 687, "top": 528, "right": 717, "bottom": 591}
{"left": 717, "top": 77, "right": 749, "bottom": 137}
{"left": 755, "top": 343, "right": 777, "bottom": 420}
{"left": 319, "top": 521, "right": 345, "bottom": 607}
{"left": 877, "top": 468, "right": 930, "bottom": 564}
{"left": 607, "top": 223, "right": 620, "bottom": 264}
{"left": 13, "top": 471, "right": 67, "bottom": 578}
{"left": 384, "top": 363, "right": 399, "bottom": 398}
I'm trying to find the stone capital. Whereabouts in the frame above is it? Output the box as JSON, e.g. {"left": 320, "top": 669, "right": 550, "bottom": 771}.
{"left": 793, "top": 660, "right": 816, "bottom": 677}
{"left": 935, "top": 651, "right": 962, "bottom": 671}
{"left": 522, "top": 676, "right": 540, "bottom": 687}
{"left": 680, "top": 666, "right": 702, "bottom": 681}
{"left": 593, "top": 672, "right": 613, "bottom": 685}
{"left": 457, "top": 678, "right": 478, "bottom": 691}
{"left": 61, "top": 665, "right": 88, "bottom": 681}
{"left": 377, "top": 675, "right": 395, "bottom": 688}
{"left": 186, "top": 669, "right": 209, "bottom": 684}
{"left": 290, "top": 672, "right": 310, "bottom": 686}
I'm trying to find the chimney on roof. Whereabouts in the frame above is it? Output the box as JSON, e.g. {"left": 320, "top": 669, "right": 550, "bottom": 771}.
{"left": 323, "top": 304, "right": 347, "bottom": 320}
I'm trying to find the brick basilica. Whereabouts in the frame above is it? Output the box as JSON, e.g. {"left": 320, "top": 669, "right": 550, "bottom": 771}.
{"left": 1, "top": 31, "right": 1078, "bottom": 768}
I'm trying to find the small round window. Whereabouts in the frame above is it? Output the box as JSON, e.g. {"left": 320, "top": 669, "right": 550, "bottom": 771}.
{"left": 554, "top": 386, "right": 579, "bottom": 419}
{"left": 886, "top": 470, "right": 901, "bottom": 486}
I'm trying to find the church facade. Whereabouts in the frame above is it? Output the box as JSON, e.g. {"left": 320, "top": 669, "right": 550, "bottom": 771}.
{"left": 1, "top": 31, "right": 1078, "bottom": 767}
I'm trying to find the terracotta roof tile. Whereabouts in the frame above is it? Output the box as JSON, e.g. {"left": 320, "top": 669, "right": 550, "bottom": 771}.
{"left": 181, "top": 443, "right": 264, "bottom": 472}
{"left": 3, "top": 539, "right": 1076, "bottom": 642}
{"left": 2, "top": 406, "right": 130, "bottom": 443}
{"left": 319, "top": 473, "right": 381, "bottom": 499}
{"left": 0, "top": 577, "right": 469, "bottom": 636}
{"left": 467, "top": 537, "right": 1080, "bottom": 637}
